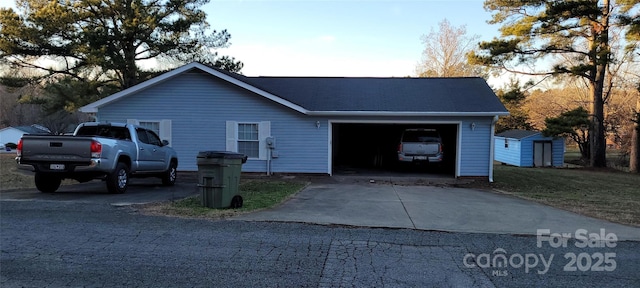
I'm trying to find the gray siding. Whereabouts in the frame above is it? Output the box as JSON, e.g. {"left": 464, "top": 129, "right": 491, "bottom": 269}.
{"left": 97, "top": 71, "right": 328, "bottom": 173}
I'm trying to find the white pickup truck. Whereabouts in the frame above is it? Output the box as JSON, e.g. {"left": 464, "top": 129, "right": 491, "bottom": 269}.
{"left": 397, "top": 128, "right": 444, "bottom": 163}
{"left": 16, "top": 122, "right": 178, "bottom": 194}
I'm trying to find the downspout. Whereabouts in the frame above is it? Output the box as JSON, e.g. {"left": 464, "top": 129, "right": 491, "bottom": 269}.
{"left": 489, "top": 115, "right": 499, "bottom": 182}
{"left": 266, "top": 151, "right": 271, "bottom": 176}
{"left": 266, "top": 147, "right": 272, "bottom": 176}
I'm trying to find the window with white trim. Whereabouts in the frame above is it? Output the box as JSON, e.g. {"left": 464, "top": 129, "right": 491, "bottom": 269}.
{"left": 226, "top": 121, "right": 270, "bottom": 160}
{"left": 238, "top": 123, "right": 259, "bottom": 158}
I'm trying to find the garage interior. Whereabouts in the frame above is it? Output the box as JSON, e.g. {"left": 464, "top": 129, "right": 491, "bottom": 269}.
{"left": 331, "top": 123, "right": 457, "bottom": 176}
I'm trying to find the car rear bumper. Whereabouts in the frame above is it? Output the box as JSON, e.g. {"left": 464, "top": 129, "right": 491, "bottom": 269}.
{"left": 15, "top": 157, "right": 35, "bottom": 172}
{"left": 397, "top": 153, "right": 443, "bottom": 163}
{"left": 17, "top": 157, "right": 107, "bottom": 173}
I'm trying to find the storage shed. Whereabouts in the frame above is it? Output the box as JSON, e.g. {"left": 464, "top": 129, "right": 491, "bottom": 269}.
{"left": 494, "top": 130, "right": 565, "bottom": 167}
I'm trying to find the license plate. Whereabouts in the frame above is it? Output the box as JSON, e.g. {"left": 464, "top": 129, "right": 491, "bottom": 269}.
{"left": 50, "top": 164, "right": 65, "bottom": 170}
{"left": 414, "top": 156, "right": 427, "bottom": 160}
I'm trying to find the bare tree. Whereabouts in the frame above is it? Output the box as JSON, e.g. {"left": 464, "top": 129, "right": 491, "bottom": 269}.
{"left": 0, "top": 84, "right": 41, "bottom": 128}
{"left": 416, "top": 19, "right": 485, "bottom": 78}
{"left": 631, "top": 97, "right": 640, "bottom": 172}
{"left": 38, "top": 110, "right": 90, "bottom": 135}
{"left": 525, "top": 87, "right": 589, "bottom": 130}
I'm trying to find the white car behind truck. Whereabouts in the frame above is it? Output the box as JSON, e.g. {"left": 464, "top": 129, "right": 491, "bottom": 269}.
{"left": 397, "top": 128, "right": 444, "bottom": 163}
{"left": 16, "top": 122, "right": 178, "bottom": 194}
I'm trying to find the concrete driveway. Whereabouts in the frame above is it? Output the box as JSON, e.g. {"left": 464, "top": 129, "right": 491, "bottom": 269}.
{"left": 233, "top": 180, "right": 640, "bottom": 241}
{"left": 3, "top": 172, "right": 638, "bottom": 241}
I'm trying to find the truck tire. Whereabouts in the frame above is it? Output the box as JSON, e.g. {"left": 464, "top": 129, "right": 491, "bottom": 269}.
{"left": 161, "top": 161, "right": 177, "bottom": 186}
{"left": 35, "top": 172, "right": 61, "bottom": 193}
{"left": 107, "top": 162, "right": 129, "bottom": 194}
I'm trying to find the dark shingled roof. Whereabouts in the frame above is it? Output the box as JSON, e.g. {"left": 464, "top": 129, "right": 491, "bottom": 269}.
{"left": 496, "top": 129, "right": 542, "bottom": 139}
{"left": 80, "top": 63, "right": 509, "bottom": 115}
{"left": 239, "top": 76, "right": 507, "bottom": 113}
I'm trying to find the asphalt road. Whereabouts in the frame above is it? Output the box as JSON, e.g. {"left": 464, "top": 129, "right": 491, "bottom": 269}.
{"left": 0, "top": 175, "right": 199, "bottom": 205}
{"left": 1, "top": 200, "right": 639, "bottom": 287}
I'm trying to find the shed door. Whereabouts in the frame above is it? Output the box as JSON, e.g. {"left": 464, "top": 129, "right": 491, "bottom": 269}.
{"left": 534, "top": 141, "right": 552, "bottom": 167}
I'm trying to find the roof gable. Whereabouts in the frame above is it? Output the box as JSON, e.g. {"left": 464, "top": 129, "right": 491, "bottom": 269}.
{"left": 80, "top": 62, "right": 508, "bottom": 116}
{"left": 79, "top": 62, "right": 308, "bottom": 114}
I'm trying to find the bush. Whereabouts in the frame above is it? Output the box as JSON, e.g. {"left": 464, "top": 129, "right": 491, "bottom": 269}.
{"left": 5, "top": 142, "right": 17, "bottom": 149}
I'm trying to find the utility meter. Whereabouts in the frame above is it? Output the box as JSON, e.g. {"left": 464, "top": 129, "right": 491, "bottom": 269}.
{"left": 266, "top": 137, "right": 276, "bottom": 149}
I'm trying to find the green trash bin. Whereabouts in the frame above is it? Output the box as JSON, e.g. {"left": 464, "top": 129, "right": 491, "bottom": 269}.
{"left": 196, "top": 151, "right": 247, "bottom": 209}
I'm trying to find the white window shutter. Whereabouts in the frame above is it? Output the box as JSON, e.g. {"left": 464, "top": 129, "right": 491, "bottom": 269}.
{"left": 226, "top": 121, "right": 237, "bottom": 152}
{"left": 159, "top": 120, "right": 172, "bottom": 146}
{"left": 127, "top": 119, "right": 139, "bottom": 125}
{"left": 258, "top": 121, "right": 271, "bottom": 160}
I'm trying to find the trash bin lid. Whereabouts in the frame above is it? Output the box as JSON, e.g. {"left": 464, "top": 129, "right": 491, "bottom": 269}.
{"left": 197, "top": 151, "right": 247, "bottom": 159}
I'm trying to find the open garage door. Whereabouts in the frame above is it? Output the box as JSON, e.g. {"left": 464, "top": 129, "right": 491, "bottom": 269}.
{"left": 330, "top": 122, "right": 457, "bottom": 176}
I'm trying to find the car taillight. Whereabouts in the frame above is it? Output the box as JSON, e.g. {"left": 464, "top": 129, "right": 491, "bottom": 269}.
{"left": 17, "top": 139, "right": 22, "bottom": 156}
{"left": 398, "top": 143, "right": 402, "bottom": 152}
{"left": 91, "top": 140, "right": 102, "bottom": 158}
{"left": 439, "top": 144, "right": 443, "bottom": 153}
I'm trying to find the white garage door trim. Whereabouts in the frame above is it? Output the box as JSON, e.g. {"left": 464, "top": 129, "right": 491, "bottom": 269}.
{"left": 328, "top": 120, "right": 461, "bottom": 177}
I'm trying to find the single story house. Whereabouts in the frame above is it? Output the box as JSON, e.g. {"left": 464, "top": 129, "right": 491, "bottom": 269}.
{"left": 494, "top": 129, "right": 565, "bottom": 167}
{"left": 0, "top": 125, "right": 51, "bottom": 147}
{"left": 79, "top": 62, "right": 509, "bottom": 181}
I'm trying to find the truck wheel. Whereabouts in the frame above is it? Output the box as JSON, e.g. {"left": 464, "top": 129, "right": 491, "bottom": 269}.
{"left": 35, "top": 172, "right": 61, "bottom": 193}
{"left": 161, "top": 161, "right": 177, "bottom": 186}
{"left": 107, "top": 162, "right": 129, "bottom": 194}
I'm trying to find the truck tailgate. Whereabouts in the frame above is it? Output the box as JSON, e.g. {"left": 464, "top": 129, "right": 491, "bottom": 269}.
{"left": 21, "top": 135, "right": 93, "bottom": 162}
{"left": 402, "top": 142, "right": 440, "bottom": 155}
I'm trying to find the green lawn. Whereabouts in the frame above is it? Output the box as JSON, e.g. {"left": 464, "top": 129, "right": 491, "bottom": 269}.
{"left": 491, "top": 165, "right": 640, "bottom": 226}
{"left": 564, "top": 147, "right": 630, "bottom": 171}
{"left": 140, "top": 179, "right": 308, "bottom": 218}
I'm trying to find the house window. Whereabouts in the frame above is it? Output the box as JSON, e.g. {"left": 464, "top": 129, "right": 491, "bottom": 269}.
{"left": 504, "top": 138, "right": 509, "bottom": 148}
{"left": 139, "top": 121, "right": 160, "bottom": 136}
{"left": 226, "top": 121, "right": 270, "bottom": 160}
{"left": 238, "top": 123, "right": 259, "bottom": 158}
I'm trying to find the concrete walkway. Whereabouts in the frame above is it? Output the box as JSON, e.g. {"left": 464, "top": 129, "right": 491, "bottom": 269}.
{"left": 233, "top": 182, "right": 640, "bottom": 241}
